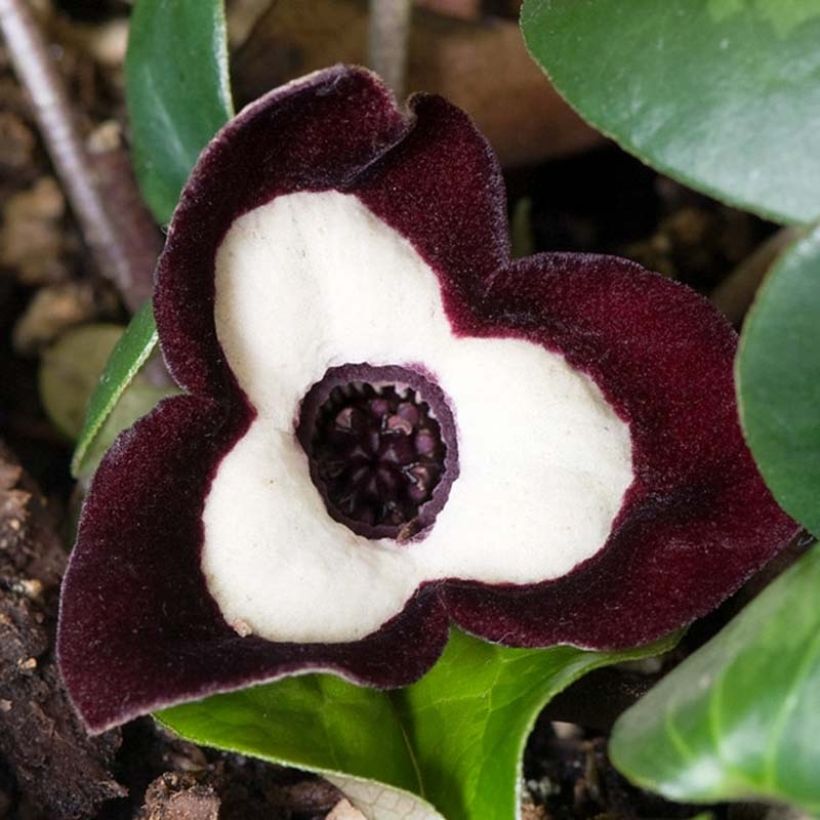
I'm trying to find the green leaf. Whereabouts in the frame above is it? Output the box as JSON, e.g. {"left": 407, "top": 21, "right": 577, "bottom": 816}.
{"left": 126, "top": 0, "right": 233, "bottom": 224}
{"left": 737, "top": 225, "right": 820, "bottom": 537}
{"left": 71, "top": 303, "right": 160, "bottom": 477}
{"left": 40, "top": 324, "right": 128, "bottom": 441}
{"left": 158, "top": 629, "right": 677, "bottom": 820}
{"left": 610, "top": 543, "right": 820, "bottom": 813}
{"left": 78, "top": 371, "right": 178, "bottom": 482}
{"left": 520, "top": 0, "right": 820, "bottom": 225}
{"left": 77, "top": 1, "right": 233, "bottom": 474}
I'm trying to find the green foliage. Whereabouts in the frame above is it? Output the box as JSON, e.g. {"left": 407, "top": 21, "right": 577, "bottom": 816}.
{"left": 611, "top": 544, "right": 820, "bottom": 813}
{"left": 158, "top": 629, "right": 677, "bottom": 820}
{"left": 126, "top": 0, "right": 233, "bottom": 224}
{"left": 520, "top": 0, "right": 820, "bottom": 225}
{"left": 71, "top": 304, "right": 163, "bottom": 477}
{"left": 737, "top": 225, "right": 820, "bottom": 536}
{"left": 40, "top": 324, "right": 127, "bottom": 441}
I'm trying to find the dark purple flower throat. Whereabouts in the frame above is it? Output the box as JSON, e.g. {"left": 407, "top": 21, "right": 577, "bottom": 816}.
{"left": 297, "top": 364, "right": 459, "bottom": 542}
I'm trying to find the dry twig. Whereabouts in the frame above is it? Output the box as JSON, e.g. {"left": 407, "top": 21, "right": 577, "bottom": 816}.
{"left": 368, "top": 0, "right": 412, "bottom": 96}
{"left": 0, "top": 0, "right": 160, "bottom": 311}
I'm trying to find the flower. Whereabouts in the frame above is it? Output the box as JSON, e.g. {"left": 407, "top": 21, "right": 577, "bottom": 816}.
{"left": 58, "top": 65, "right": 795, "bottom": 733}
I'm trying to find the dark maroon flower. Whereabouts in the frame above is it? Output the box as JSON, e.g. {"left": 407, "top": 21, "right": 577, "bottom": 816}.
{"left": 57, "top": 65, "right": 795, "bottom": 733}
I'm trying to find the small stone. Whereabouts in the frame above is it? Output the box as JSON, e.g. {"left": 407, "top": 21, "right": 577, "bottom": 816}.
{"left": 397, "top": 402, "right": 419, "bottom": 425}
{"left": 14, "top": 579, "right": 43, "bottom": 600}
{"left": 335, "top": 406, "right": 357, "bottom": 430}
{"left": 415, "top": 431, "right": 436, "bottom": 456}
{"left": 369, "top": 398, "right": 390, "bottom": 417}
{"left": 0, "top": 111, "right": 35, "bottom": 174}
{"left": 0, "top": 177, "right": 69, "bottom": 286}
{"left": 12, "top": 281, "right": 99, "bottom": 354}
{"left": 86, "top": 120, "right": 123, "bottom": 154}
{"left": 139, "top": 772, "right": 220, "bottom": 820}
{"left": 551, "top": 720, "right": 582, "bottom": 740}
{"left": 520, "top": 797, "right": 547, "bottom": 820}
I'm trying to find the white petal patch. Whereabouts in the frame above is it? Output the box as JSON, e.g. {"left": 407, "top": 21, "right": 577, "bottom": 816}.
{"left": 202, "top": 191, "right": 633, "bottom": 643}
{"left": 326, "top": 776, "right": 444, "bottom": 820}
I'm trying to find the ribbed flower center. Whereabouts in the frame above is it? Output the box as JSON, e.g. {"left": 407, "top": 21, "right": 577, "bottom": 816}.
{"left": 297, "top": 364, "right": 458, "bottom": 542}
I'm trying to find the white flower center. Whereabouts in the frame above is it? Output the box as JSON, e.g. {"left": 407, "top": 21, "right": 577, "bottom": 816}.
{"left": 202, "top": 191, "right": 634, "bottom": 643}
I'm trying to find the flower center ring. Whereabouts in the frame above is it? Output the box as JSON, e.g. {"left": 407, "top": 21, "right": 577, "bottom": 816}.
{"left": 297, "top": 363, "right": 459, "bottom": 542}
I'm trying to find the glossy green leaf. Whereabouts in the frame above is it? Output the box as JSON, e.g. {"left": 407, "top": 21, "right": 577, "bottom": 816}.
{"left": 737, "top": 225, "right": 820, "bottom": 536}
{"left": 126, "top": 0, "right": 233, "bottom": 224}
{"left": 611, "top": 544, "right": 820, "bottom": 812}
{"left": 71, "top": 303, "right": 159, "bottom": 477}
{"left": 158, "top": 629, "right": 677, "bottom": 820}
{"left": 520, "top": 0, "right": 820, "bottom": 225}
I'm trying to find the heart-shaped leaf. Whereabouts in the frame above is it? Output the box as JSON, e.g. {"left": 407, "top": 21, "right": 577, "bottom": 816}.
{"left": 126, "top": 0, "right": 233, "bottom": 224}
{"left": 737, "top": 225, "right": 820, "bottom": 536}
{"left": 610, "top": 543, "right": 820, "bottom": 812}
{"left": 158, "top": 628, "right": 677, "bottom": 820}
{"left": 520, "top": 0, "right": 820, "bottom": 225}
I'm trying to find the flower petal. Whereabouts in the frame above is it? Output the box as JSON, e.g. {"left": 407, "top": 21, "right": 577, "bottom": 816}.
{"left": 443, "top": 254, "right": 798, "bottom": 649}
{"left": 204, "top": 190, "right": 634, "bottom": 643}
{"left": 203, "top": 418, "right": 422, "bottom": 643}
{"left": 155, "top": 66, "right": 410, "bottom": 396}
{"left": 416, "top": 336, "right": 633, "bottom": 583}
{"left": 354, "top": 92, "right": 509, "bottom": 312}
{"left": 58, "top": 395, "right": 448, "bottom": 733}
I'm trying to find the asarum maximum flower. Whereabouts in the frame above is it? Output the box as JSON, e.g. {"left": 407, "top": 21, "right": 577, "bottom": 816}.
{"left": 58, "top": 65, "right": 795, "bottom": 733}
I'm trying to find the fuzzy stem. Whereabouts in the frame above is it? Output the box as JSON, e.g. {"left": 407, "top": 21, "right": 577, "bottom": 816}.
{"left": 0, "top": 0, "right": 160, "bottom": 311}
{"left": 368, "top": 0, "right": 412, "bottom": 97}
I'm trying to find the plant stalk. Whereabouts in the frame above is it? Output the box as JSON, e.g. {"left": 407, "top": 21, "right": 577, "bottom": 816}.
{"left": 0, "top": 0, "right": 160, "bottom": 311}
{"left": 368, "top": 0, "right": 412, "bottom": 97}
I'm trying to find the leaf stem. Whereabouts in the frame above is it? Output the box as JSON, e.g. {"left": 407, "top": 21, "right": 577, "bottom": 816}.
{"left": 0, "top": 0, "right": 161, "bottom": 311}
{"left": 368, "top": 0, "right": 412, "bottom": 97}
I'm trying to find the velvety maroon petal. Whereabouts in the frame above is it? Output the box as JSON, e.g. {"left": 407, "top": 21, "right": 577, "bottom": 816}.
{"left": 443, "top": 254, "right": 797, "bottom": 648}
{"left": 58, "top": 395, "right": 448, "bottom": 733}
{"left": 354, "top": 93, "right": 508, "bottom": 319}
{"left": 155, "top": 66, "right": 410, "bottom": 396}
{"left": 155, "top": 68, "right": 509, "bottom": 395}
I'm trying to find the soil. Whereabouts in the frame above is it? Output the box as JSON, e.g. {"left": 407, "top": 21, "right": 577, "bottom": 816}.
{"left": 0, "top": 0, "right": 792, "bottom": 817}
